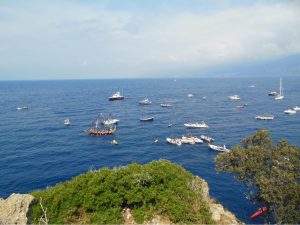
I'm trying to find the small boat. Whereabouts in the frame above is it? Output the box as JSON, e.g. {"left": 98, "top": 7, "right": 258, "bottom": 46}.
{"left": 86, "top": 114, "right": 116, "bottom": 136}
{"left": 111, "top": 139, "right": 118, "bottom": 145}
{"left": 181, "top": 135, "right": 203, "bottom": 144}
{"left": 255, "top": 115, "right": 274, "bottom": 120}
{"left": 139, "top": 98, "right": 152, "bottom": 105}
{"left": 202, "top": 96, "right": 207, "bottom": 100}
{"left": 284, "top": 109, "right": 297, "bottom": 114}
{"left": 293, "top": 106, "right": 300, "bottom": 111}
{"left": 109, "top": 91, "right": 124, "bottom": 101}
{"left": 208, "top": 143, "right": 230, "bottom": 152}
{"left": 268, "top": 91, "right": 277, "bottom": 96}
{"left": 184, "top": 122, "right": 208, "bottom": 128}
{"left": 160, "top": 103, "right": 172, "bottom": 108}
{"left": 102, "top": 118, "right": 119, "bottom": 126}
{"left": 187, "top": 94, "right": 193, "bottom": 98}
{"left": 275, "top": 78, "right": 284, "bottom": 100}
{"left": 200, "top": 135, "right": 214, "bottom": 143}
{"left": 166, "top": 138, "right": 182, "bottom": 146}
{"left": 228, "top": 95, "right": 240, "bottom": 100}
{"left": 249, "top": 85, "right": 255, "bottom": 88}
{"left": 64, "top": 119, "right": 71, "bottom": 126}
{"left": 16, "top": 106, "right": 28, "bottom": 110}
{"left": 140, "top": 117, "right": 154, "bottom": 122}
{"left": 250, "top": 207, "right": 268, "bottom": 219}
{"left": 167, "top": 123, "right": 173, "bottom": 127}
{"left": 154, "top": 139, "right": 159, "bottom": 144}
{"left": 236, "top": 103, "right": 248, "bottom": 108}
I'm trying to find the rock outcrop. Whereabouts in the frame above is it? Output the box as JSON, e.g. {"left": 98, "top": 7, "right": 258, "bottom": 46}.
{"left": 198, "top": 176, "right": 243, "bottom": 225}
{"left": 0, "top": 193, "right": 34, "bottom": 225}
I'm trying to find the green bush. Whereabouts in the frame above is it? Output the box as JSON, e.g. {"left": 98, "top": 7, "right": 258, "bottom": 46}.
{"left": 29, "top": 159, "right": 214, "bottom": 224}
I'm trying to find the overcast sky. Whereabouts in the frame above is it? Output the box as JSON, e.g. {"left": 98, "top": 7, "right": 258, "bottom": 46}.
{"left": 0, "top": 0, "right": 300, "bottom": 80}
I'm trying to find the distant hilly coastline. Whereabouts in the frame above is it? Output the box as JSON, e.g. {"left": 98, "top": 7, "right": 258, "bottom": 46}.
{"left": 0, "top": 160, "right": 240, "bottom": 224}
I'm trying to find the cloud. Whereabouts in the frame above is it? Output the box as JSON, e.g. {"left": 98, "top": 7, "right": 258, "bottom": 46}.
{"left": 0, "top": 0, "right": 299, "bottom": 79}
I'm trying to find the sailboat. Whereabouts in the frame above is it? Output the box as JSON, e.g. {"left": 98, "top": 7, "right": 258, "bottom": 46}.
{"left": 275, "top": 78, "right": 284, "bottom": 100}
{"left": 85, "top": 114, "right": 116, "bottom": 136}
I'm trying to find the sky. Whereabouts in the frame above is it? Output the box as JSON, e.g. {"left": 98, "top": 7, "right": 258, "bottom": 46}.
{"left": 0, "top": 0, "right": 300, "bottom": 80}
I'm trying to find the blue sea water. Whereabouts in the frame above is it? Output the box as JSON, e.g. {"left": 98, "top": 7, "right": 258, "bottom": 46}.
{"left": 0, "top": 77, "right": 299, "bottom": 223}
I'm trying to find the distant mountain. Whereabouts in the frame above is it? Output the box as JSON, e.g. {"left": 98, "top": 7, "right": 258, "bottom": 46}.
{"left": 197, "top": 54, "right": 300, "bottom": 78}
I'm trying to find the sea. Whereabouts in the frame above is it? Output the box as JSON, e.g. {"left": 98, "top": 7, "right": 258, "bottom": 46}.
{"left": 0, "top": 77, "right": 299, "bottom": 223}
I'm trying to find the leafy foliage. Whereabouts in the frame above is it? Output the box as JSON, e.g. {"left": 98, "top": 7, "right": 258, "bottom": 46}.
{"left": 215, "top": 131, "right": 300, "bottom": 223}
{"left": 29, "top": 159, "right": 213, "bottom": 224}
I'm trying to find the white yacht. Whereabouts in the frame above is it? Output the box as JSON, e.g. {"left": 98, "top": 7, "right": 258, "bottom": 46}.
{"left": 16, "top": 106, "right": 28, "bottom": 110}
{"left": 275, "top": 78, "right": 284, "bottom": 100}
{"left": 64, "top": 119, "right": 71, "bottom": 126}
{"left": 184, "top": 122, "right": 208, "bottom": 128}
{"left": 200, "top": 135, "right": 214, "bottom": 143}
{"left": 160, "top": 103, "right": 172, "bottom": 108}
{"left": 166, "top": 138, "right": 182, "bottom": 146}
{"left": 109, "top": 91, "right": 124, "bottom": 101}
{"left": 208, "top": 143, "right": 230, "bottom": 152}
{"left": 187, "top": 94, "right": 193, "bottom": 98}
{"left": 181, "top": 136, "right": 203, "bottom": 144}
{"left": 255, "top": 115, "right": 274, "bottom": 120}
{"left": 139, "top": 98, "right": 152, "bottom": 105}
{"left": 284, "top": 109, "right": 296, "bottom": 114}
{"left": 293, "top": 106, "right": 300, "bottom": 111}
{"left": 228, "top": 95, "right": 241, "bottom": 100}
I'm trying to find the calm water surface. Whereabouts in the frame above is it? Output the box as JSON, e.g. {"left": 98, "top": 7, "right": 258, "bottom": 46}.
{"left": 0, "top": 77, "right": 299, "bottom": 223}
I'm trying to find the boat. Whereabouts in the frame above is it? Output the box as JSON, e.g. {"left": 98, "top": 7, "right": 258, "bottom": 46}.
{"left": 111, "top": 139, "right": 118, "bottom": 145}
{"left": 187, "top": 94, "right": 193, "bottom": 98}
{"left": 250, "top": 207, "right": 268, "bottom": 219}
{"left": 86, "top": 114, "right": 116, "bottom": 136}
{"left": 160, "top": 103, "right": 172, "bottom": 108}
{"left": 166, "top": 138, "right": 182, "bottom": 146}
{"left": 275, "top": 78, "right": 284, "bottom": 100}
{"left": 108, "top": 91, "right": 124, "bottom": 101}
{"left": 202, "top": 96, "right": 207, "bottom": 100}
{"left": 102, "top": 118, "right": 119, "bottom": 126}
{"left": 236, "top": 103, "right": 248, "bottom": 108}
{"left": 200, "top": 135, "right": 214, "bottom": 143}
{"left": 181, "top": 135, "right": 203, "bottom": 144}
{"left": 16, "top": 106, "right": 28, "bottom": 110}
{"left": 268, "top": 91, "right": 277, "bottom": 96}
{"left": 140, "top": 117, "right": 154, "bottom": 122}
{"left": 284, "top": 109, "right": 297, "bottom": 114}
{"left": 293, "top": 106, "right": 300, "bottom": 111}
{"left": 64, "top": 119, "right": 71, "bottom": 126}
{"left": 184, "top": 122, "right": 208, "bottom": 128}
{"left": 228, "top": 95, "right": 240, "bottom": 100}
{"left": 255, "top": 115, "right": 274, "bottom": 120}
{"left": 249, "top": 85, "right": 255, "bottom": 88}
{"left": 208, "top": 143, "right": 230, "bottom": 152}
{"left": 139, "top": 98, "right": 152, "bottom": 105}
{"left": 167, "top": 123, "right": 173, "bottom": 127}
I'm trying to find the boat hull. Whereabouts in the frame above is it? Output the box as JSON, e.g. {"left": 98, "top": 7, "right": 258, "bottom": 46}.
{"left": 109, "top": 96, "right": 124, "bottom": 101}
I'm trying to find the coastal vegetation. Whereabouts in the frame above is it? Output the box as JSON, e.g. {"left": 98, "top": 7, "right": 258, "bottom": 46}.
{"left": 215, "top": 130, "right": 300, "bottom": 224}
{"left": 29, "top": 160, "right": 214, "bottom": 224}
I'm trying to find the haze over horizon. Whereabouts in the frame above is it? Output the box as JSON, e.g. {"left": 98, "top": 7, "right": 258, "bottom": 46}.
{"left": 1, "top": 0, "right": 300, "bottom": 80}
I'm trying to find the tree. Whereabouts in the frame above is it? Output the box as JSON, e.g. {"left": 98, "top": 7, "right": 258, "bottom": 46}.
{"left": 215, "top": 130, "right": 300, "bottom": 224}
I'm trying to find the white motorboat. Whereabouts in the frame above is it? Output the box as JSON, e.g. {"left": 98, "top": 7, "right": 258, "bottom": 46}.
{"left": 109, "top": 91, "right": 124, "bottom": 101}
{"left": 181, "top": 136, "right": 203, "bottom": 144}
{"left": 284, "top": 109, "right": 297, "bottom": 114}
{"left": 255, "top": 115, "right": 274, "bottom": 120}
{"left": 275, "top": 78, "right": 284, "bottom": 100}
{"left": 64, "top": 119, "right": 71, "bottom": 126}
{"left": 139, "top": 98, "right": 152, "bottom": 105}
{"left": 268, "top": 91, "right": 277, "bottom": 96}
{"left": 166, "top": 138, "right": 182, "bottom": 146}
{"left": 103, "top": 118, "right": 120, "bottom": 126}
{"left": 160, "top": 103, "right": 172, "bottom": 108}
{"left": 188, "top": 94, "right": 193, "bottom": 98}
{"left": 228, "top": 95, "right": 241, "bottom": 100}
{"left": 200, "top": 135, "right": 214, "bottom": 143}
{"left": 293, "top": 106, "right": 300, "bottom": 111}
{"left": 16, "top": 106, "right": 28, "bottom": 110}
{"left": 140, "top": 117, "right": 154, "bottom": 122}
{"left": 208, "top": 143, "right": 230, "bottom": 152}
{"left": 184, "top": 122, "right": 208, "bottom": 128}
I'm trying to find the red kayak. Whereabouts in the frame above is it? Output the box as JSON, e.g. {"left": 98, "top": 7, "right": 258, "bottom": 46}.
{"left": 250, "top": 207, "right": 268, "bottom": 219}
